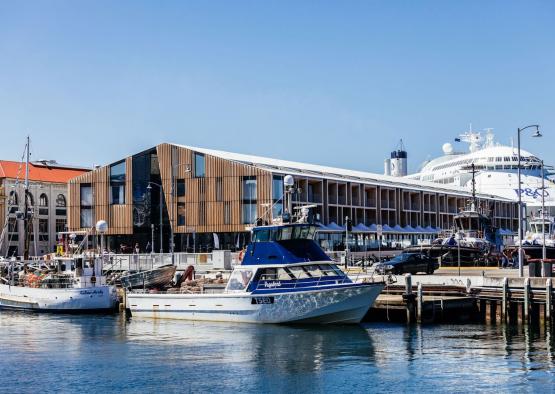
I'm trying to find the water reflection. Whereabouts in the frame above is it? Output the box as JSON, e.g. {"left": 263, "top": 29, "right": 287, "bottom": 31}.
{"left": 1, "top": 311, "right": 555, "bottom": 392}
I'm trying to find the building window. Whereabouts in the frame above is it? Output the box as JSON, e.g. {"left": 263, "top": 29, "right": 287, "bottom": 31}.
{"left": 56, "top": 218, "right": 67, "bottom": 234}
{"left": 224, "top": 202, "right": 231, "bottom": 225}
{"left": 56, "top": 194, "right": 67, "bottom": 216}
{"left": 8, "top": 191, "right": 18, "bottom": 206}
{"left": 242, "top": 176, "right": 257, "bottom": 224}
{"left": 39, "top": 219, "right": 48, "bottom": 242}
{"left": 8, "top": 218, "right": 17, "bottom": 233}
{"left": 216, "top": 177, "right": 223, "bottom": 202}
{"left": 177, "top": 202, "right": 185, "bottom": 226}
{"left": 272, "top": 175, "right": 284, "bottom": 219}
{"left": 110, "top": 161, "right": 126, "bottom": 205}
{"left": 177, "top": 179, "right": 186, "bottom": 198}
{"left": 80, "top": 184, "right": 93, "bottom": 228}
{"left": 194, "top": 153, "right": 205, "bottom": 178}
{"left": 39, "top": 193, "right": 49, "bottom": 216}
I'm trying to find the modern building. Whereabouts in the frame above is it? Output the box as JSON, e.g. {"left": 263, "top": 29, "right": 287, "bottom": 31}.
{"left": 0, "top": 161, "right": 90, "bottom": 257}
{"left": 67, "top": 143, "right": 518, "bottom": 253}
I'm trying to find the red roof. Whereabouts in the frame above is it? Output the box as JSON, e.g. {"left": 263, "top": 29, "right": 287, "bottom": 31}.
{"left": 0, "top": 161, "right": 89, "bottom": 183}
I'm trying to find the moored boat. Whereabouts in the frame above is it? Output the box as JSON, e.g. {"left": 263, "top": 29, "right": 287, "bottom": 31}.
{"left": 127, "top": 178, "right": 385, "bottom": 324}
{"left": 120, "top": 264, "right": 177, "bottom": 289}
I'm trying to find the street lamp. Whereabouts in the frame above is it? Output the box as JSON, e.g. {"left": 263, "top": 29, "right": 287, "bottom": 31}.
{"left": 170, "top": 162, "right": 192, "bottom": 260}
{"left": 517, "top": 124, "right": 542, "bottom": 277}
{"left": 146, "top": 182, "right": 164, "bottom": 254}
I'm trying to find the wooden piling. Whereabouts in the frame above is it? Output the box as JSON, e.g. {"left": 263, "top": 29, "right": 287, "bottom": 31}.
{"left": 524, "top": 278, "right": 530, "bottom": 322}
{"left": 502, "top": 277, "right": 508, "bottom": 323}
{"left": 547, "top": 278, "right": 552, "bottom": 322}
{"left": 404, "top": 274, "right": 414, "bottom": 324}
{"left": 417, "top": 282, "right": 423, "bottom": 324}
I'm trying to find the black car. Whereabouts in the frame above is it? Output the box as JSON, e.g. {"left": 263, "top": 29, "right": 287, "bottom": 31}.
{"left": 375, "top": 253, "right": 439, "bottom": 275}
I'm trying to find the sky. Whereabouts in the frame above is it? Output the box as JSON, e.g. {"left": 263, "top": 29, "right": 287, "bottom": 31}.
{"left": 0, "top": 1, "right": 554, "bottom": 174}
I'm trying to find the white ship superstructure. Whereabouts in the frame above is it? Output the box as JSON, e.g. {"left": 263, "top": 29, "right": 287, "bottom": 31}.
{"left": 408, "top": 128, "right": 555, "bottom": 216}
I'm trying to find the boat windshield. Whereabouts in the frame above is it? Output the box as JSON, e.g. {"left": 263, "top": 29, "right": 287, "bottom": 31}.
{"left": 252, "top": 225, "right": 317, "bottom": 242}
{"left": 455, "top": 217, "right": 480, "bottom": 232}
{"left": 531, "top": 222, "right": 551, "bottom": 234}
{"left": 226, "top": 269, "right": 254, "bottom": 292}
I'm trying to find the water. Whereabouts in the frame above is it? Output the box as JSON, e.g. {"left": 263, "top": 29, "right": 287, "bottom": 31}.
{"left": 0, "top": 311, "right": 554, "bottom": 393}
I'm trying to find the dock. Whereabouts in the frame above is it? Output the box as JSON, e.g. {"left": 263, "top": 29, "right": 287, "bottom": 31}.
{"left": 367, "top": 272, "right": 555, "bottom": 325}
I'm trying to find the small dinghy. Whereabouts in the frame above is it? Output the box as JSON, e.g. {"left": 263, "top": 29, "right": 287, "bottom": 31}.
{"left": 120, "top": 264, "right": 177, "bottom": 289}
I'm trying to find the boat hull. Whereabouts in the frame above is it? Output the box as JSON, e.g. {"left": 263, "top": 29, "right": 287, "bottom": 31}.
{"left": 120, "top": 265, "right": 177, "bottom": 289}
{"left": 0, "top": 283, "right": 118, "bottom": 312}
{"left": 127, "top": 283, "right": 384, "bottom": 324}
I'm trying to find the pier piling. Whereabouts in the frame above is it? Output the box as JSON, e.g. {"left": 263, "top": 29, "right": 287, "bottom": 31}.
{"left": 524, "top": 278, "right": 530, "bottom": 322}
{"left": 502, "top": 278, "right": 508, "bottom": 323}
{"left": 547, "top": 278, "right": 552, "bottom": 322}
{"left": 417, "top": 282, "right": 423, "bottom": 324}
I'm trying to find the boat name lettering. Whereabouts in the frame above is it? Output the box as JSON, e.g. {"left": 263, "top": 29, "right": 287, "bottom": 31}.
{"left": 263, "top": 281, "right": 282, "bottom": 288}
{"left": 79, "top": 290, "right": 103, "bottom": 295}
{"left": 251, "top": 297, "right": 274, "bottom": 305}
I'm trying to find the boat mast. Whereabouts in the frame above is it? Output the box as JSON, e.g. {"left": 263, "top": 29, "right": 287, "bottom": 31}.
{"left": 542, "top": 160, "right": 546, "bottom": 262}
{"left": 23, "top": 136, "right": 32, "bottom": 260}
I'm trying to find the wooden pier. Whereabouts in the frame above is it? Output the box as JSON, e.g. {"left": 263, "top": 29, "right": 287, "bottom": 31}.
{"left": 367, "top": 273, "right": 555, "bottom": 325}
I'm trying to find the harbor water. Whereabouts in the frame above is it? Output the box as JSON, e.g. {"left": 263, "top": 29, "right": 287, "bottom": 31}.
{"left": 1, "top": 311, "right": 554, "bottom": 393}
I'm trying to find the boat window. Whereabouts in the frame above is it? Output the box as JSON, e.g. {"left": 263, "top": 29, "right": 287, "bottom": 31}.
{"left": 329, "top": 264, "right": 345, "bottom": 276}
{"left": 318, "top": 264, "right": 342, "bottom": 276}
{"left": 226, "top": 269, "right": 253, "bottom": 291}
{"left": 257, "top": 267, "right": 294, "bottom": 281}
{"left": 287, "top": 266, "right": 312, "bottom": 279}
{"left": 279, "top": 227, "right": 292, "bottom": 240}
{"left": 255, "top": 229, "right": 270, "bottom": 242}
{"left": 308, "top": 226, "right": 316, "bottom": 239}
{"left": 299, "top": 226, "right": 310, "bottom": 239}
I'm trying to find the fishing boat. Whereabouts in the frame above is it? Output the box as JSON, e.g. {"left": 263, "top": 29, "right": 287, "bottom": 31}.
{"left": 404, "top": 165, "right": 499, "bottom": 265}
{"left": 506, "top": 211, "right": 555, "bottom": 260}
{"left": 0, "top": 254, "right": 118, "bottom": 312}
{"left": 127, "top": 176, "right": 385, "bottom": 324}
{"left": 0, "top": 138, "right": 117, "bottom": 312}
{"left": 120, "top": 264, "right": 177, "bottom": 289}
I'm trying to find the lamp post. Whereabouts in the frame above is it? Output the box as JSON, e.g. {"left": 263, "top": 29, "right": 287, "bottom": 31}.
{"left": 146, "top": 182, "right": 163, "bottom": 254}
{"left": 170, "top": 162, "right": 192, "bottom": 260}
{"left": 517, "top": 125, "right": 542, "bottom": 277}
{"left": 541, "top": 160, "right": 547, "bottom": 263}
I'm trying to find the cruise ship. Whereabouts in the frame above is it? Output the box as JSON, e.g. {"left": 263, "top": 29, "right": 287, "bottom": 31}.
{"left": 407, "top": 128, "right": 555, "bottom": 216}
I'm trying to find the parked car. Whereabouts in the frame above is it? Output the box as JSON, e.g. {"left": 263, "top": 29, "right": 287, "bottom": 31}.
{"left": 374, "top": 253, "right": 439, "bottom": 275}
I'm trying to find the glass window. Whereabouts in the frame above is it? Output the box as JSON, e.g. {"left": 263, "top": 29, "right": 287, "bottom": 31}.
{"left": 80, "top": 208, "right": 93, "bottom": 228}
{"left": 110, "top": 161, "right": 126, "bottom": 205}
{"left": 243, "top": 177, "right": 257, "bottom": 200}
{"left": 39, "top": 193, "right": 48, "bottom": 207}
{"left": 272, "top": 175, "right": 284, "bottom": 201}
{"left": 242, "top": 203, "right": 257, "bottom": 225}
{"left": 177, "top": 202, "right": 185, "bottom": 226}
{"left": 8, "top": 191, "right": 18, "bottom": 206}
{"left": 39, "top": 219, "right": 48, "bottom": 241}
{"left": 255, "top": 229, "right": 270, "bottom": 242}
{"left": 8, "top": 218, "right": 17, "bottom": 233}
{"left": 279, "top": 227, "right": 292, "bottom": 240}
{"left": 56, "top": 194, "right": 66, "bottom": 207}
{"left": 216, "top": 177, "right": 223, "bottom": 202}
{"left": 226, "top": 269, "right": 253, "bottom": 291}
{"left": 287, "top": 266, "right": 311, "bottom": 279}
{"left": 55, "top": 218, "right": 67, "bottom": 233}
{"left": 80, "top": 184, "right": 93, "bottom": 206}
{"left": 194, "top": 153, "right": 205, "bottom": 178}
{"left": 242, "top": 176, "right": 257, "bottom": 224}
{"left": 177, "top": 179, "right": 186, "bottom": 198}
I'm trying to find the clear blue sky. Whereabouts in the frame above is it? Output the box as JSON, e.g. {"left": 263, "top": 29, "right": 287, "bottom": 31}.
{"left": 0, "top": 1, "right": 553, "bottom": 173}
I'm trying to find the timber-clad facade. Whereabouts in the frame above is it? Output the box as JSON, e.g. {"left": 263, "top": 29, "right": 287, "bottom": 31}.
{"left": 67, "top": 143, "right": 518, "bottom": 252}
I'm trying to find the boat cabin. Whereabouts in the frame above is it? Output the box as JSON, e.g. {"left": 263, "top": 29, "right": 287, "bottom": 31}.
{"left": 225, "top": 262, "right": 349, "bottom": 293}
{"left": 241, "top": 224, "right": 331, "bottom": 266}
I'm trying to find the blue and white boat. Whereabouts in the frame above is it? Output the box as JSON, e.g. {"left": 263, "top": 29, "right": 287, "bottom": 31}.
{"left": 127, "top": 221, "right": 384, "bottom": 324}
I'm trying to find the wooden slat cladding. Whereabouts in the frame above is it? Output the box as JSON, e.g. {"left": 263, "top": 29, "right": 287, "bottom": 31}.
{"left": 156, "top": 143, "right": 272, "bottom": 234}
{"left": 67, "top": 158, "right": 133, "bottom": 235}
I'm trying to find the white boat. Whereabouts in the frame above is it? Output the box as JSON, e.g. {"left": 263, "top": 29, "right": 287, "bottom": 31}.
{"left": 408, "top": 127, "right": 555, "bottom": 217}
{"left": 0, "top": 255, "right": 117, "bottom": 312}
{"left": 127, "top": 186, "right": 385, "bottom": 324}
